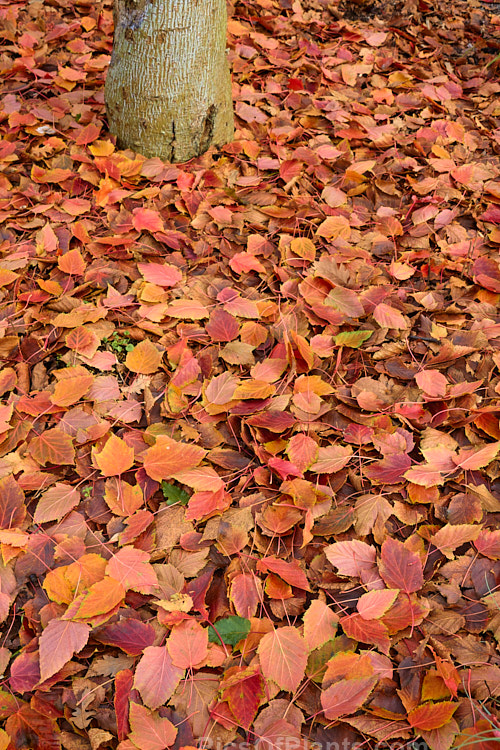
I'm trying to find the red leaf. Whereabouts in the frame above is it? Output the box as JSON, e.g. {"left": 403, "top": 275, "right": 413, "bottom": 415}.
{"left": 325, "top": 287, "right": 363, "bottom": 317}
{"left": 321, "top": 676, "right": 378, "bottom": 720}
{"left": 115, "top": 669, "right": 133, "bottom": 741}
{"left": 235, "top": 102, "right": 267, "bottom": 123}
{"left": 205, "top": 309, "right": 240, "bottom": 342}
{"left": 230, "top": 573, "right": 263, "bottom": 618}
{"left": 474, "top": 529, "right": 500, "bottom": 560}
{"left": 0, "top": 475, "right": 26, "bottom": 529}
{"left": 96, "top": 619, "right": 156, "bottom": 656}
{"left": 222, "top": 666, "right": 265, "bottom": 729}
{"left": 75, "top": 122, "right": 101, "bottom": 145}
{"left": 286, "top": 434, "right": 318, "bottom": 472}
{"left": 5, "top": 707, "right": 59, "bottom": 750}
{"left": 10, "top": 650, "right": 40, "bottom": 693}
{"left": 134, "top": 646, "right": 184, "bottom": 709}
{"left": 257, "top": 557, "right": 310, "bottom": 591}
{"left": 39, "top": 619, "right": 90, "bottom": 682}
{"left": 379, "top": 538, "right": 423, "bottom": 593}
{"left": 364, "top": 453, "right": 411, "bottom": 484}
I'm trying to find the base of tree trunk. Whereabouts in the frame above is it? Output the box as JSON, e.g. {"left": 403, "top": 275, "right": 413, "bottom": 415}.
{"left": 105, "top": 0, "right": 234, "bottom": 163}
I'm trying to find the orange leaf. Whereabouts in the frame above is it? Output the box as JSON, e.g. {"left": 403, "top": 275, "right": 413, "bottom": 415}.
{"left": 164, "top": 299, "right": 209, "bottom": 320}
{"left": 453, "top": 441, "right": 500, "bottom": 471}
{"left": 57, "top": 249, "right": 86, "bottom": 275}
{"left": 324, "top": 540, "right": 376, "bottom": 577}
{"left": 128, "top": 703, "right": 177, "bottom": 750}
{"left": 133, "top": 208, "right": 164, "bottom": 233}
{"left": 258, "top": 626, "right": 307, "bottom": 692}
{"left": 104, "top": 478, "right": 144, "bottom": 516}
{"left": 430, "top": 523, "right": 481, "bottom": 559}
{"left": 51, "top": 367, "right": 93, "bottom": 407}
{"left": 75, "top": 577, "right": 125, "bottom": 619}
{"left": 93, "top": 434, "right": 135, "bottom": 476}
{"left": 408, "top": 701, "right": 457, "bottom": 730}
{"left": 138, "top": 262, "right": 182, "bottom": 287}
{"left": 303, "top": 599, "right": 338, "bottom": 650}
{"left": 143, "top": 436, "right": 206, "bottom": 481}
{"left": 373, "top": 303, "right": 406, "bottom": 329}
{"left": 107, "top": 547, "right": 157, "bottom": 593}
{"left": 167, "top": 620, "right": 208, "bottom": 669}
{"left": 310, "top": 444, "right": 352, "bottom": 473}
{"left": 125, "top": 339, "right": 163, "bottom": 375}
{"left": 316, "top": 215, "right": 351, "bottom": 239}
{"left": 29, "top": 428, "right": 75, "bottom": 466}
{"left": 290, "top": 237, "right": 316, "bottom": 261}
{"left": 0, "top": 269, "right": 18, "bottom": 287}
{"left": 415, "top": 370, "right": 448, "bottom": 398}
{"left": 65, "top": 327, "right": 100, "bottom": 358}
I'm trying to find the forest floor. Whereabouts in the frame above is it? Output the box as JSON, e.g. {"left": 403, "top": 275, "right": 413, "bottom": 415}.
{"left": 1, "top": 0, "right": 500, "bottom": 748}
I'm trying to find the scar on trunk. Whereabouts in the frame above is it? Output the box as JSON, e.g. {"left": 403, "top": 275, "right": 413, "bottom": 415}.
{"left": 197, "top": 105, "right": 218, "bottom": 156}
{"left": 121, "top": 0, "right": 149, "bottom": 32}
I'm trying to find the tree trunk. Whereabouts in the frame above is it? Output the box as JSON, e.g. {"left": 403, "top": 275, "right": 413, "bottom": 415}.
{"left": 105, "top": 0, "right": 234, "bottom": 162}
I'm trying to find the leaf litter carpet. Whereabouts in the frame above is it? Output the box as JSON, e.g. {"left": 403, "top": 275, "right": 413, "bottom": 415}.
{"left": 1, "top": 0, "right": 500, "bottom": 748}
